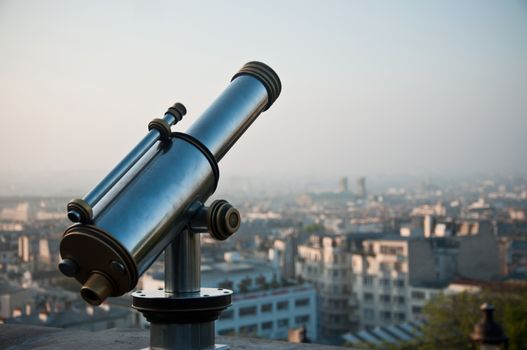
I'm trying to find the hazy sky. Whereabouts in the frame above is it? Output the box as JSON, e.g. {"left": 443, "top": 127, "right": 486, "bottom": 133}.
{"left": 1, "top": 0, "right": 526, "bottom": 194}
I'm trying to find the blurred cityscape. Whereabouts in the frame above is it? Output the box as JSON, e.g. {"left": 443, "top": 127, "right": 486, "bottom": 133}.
{"left": 0, "top": 174, "right": 526, "bottom": 347}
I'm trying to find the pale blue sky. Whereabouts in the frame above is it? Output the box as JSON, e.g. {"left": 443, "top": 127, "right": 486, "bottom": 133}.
{"left": 0, "top": 0, "right": 526, "bottom": 194}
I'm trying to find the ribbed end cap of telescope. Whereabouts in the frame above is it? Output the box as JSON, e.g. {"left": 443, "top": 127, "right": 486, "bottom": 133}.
{"left": 232, "top": 61, "right": 281, "bottom": 110}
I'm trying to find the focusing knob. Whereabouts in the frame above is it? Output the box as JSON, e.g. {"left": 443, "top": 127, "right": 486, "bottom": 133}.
{"left": 58, "top": 258, "right": 79, "bottom": 277}
{"left": 208, "top": 200, "right": 241, "bottom": 241}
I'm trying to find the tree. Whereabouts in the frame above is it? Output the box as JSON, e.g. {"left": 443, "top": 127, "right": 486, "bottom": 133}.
{"left": 417, "top": 283, "right": 527, "bottom": 350}
{"left": 352, "top": 282, "right": 527, "bottom": 350}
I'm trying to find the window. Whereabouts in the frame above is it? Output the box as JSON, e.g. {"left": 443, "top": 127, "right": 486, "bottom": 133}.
{"left": 239, "top": 306, "right": 257, "bottom": 317}
{"left": 380, "top": 245, "right": 403, "bottom": 255}
{"left": 238, "top": 277, "right": 252, "bottom": 292}
{"left": 394, "top": 279, "right": 405, "bottom": 288}
{"left": 261, "top": 321, "right": 273, "bottom": 330}
{"left": 277, "top": 301, "right": 289, "bottom": 310}
{"left": 218, "top": 328, "right": 235, "bottom": 336}
{"left": 411, "top": 291, "right": 426, "bottom": 300}
{"left": 363, "top": 276, "right": 373, "bottom": 286}
{"left": 256, "top": 275, "right": 267, "bottom": 287}
{"left": 381, "top": 279, "right": 390, "bottom": 287}
{"left": 396, "top": 312, "right": 406, "bottom": 321}
{"left": 363, "top": 308, "right": 374, "bottom": 320}
{"left": 277, "top": 318, "right": 289, "bottom": 327}
{"left": 220, "top": 310, "right": 234, "bottom": 320}
{"left": 295, "top": 315, "right": 309, "bottom": 324}
{"left": 332, "top": 315, "right": 345, "bottom": 323}
{"left": 295, "top": 298, "right": 310, "bottom": 307}
{"left": 363, "top": 292, "right": 374, "bottom": 302}
{"left": 261, "top": 303, "right": 272, "bottom": 313}
{"left": 381, "top": 311, "right": 391, "bottom": 320}
{"left": 239, "top": 324, "right": 257, "bottom": 335}
{"left": 380, "top": 294, "right": 390, "bottom": 303}
{"left": 412, "top": 306, "right": 423, "bottom": 314}
{"left": 329, "top": 299, "right": 345, "bottom": 308}
{"left": 218, "top": 280, "right": 233, "bottom": 290}
{"left": 380, "top": 262, "right": 392, "bottom": 272}
{"left": 395, "top": 296, "right": 405, "bottom": 304}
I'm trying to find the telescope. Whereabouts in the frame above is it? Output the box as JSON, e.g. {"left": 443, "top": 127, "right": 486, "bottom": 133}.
{"left": 58, "top": 61, "right": 281, "bottom": 350}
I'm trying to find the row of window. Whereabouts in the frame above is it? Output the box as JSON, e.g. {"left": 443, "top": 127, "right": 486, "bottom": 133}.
{"left": 411, "top": 291, "right": 426, "bottom": 299}
{"left": 217, "top": 315, "right": 311, "bottom": 335}
{"left": 363, "top": 308, "right": 406, "bottom": 321}
{"left": 323, "top": 299, "right": 348, "bottom": 309}
{"left": 363, "top": 293, "right": 405, "bottom": 304}
{"left": 221, "top": 298, "right": 311, "bottom": 319}
{"left": 379, "top": 245, "right": 404, "bottom": 256}
{"left": 362, "top": 276, "right": 406, "bottom": 287}
{"left": 217, "top": 276, "right": 271, "bottom": 291}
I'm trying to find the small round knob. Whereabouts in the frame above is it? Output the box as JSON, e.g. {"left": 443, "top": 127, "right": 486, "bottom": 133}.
{"left": 208, "top": 200, "right": 241, "bottom": 240}
{"left": 58, "top": 258, "right": 79, "bottom": 277}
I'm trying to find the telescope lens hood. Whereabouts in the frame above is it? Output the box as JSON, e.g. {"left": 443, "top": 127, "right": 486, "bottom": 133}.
{"left": 232, "top": 61, "right": 281, "bottom": 110}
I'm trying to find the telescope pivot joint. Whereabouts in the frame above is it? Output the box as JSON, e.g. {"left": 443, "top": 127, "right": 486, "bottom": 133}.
{"left": 189, "top": 200, "right": 241, "bottom": 240}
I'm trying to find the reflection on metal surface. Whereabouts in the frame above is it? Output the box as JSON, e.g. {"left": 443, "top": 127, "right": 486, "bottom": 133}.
{"left": 59, "top": 62, "right": 282, "bottom": 309}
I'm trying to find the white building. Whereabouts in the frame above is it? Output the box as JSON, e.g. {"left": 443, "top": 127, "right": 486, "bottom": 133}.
{"left": 296, "top": 235, "right": 355, "bottom": 340}
{"left": 217, "top": 284, "right": 317, "bottom": 341}
{"left": 351, "top": 237, "right": 436, "bottom": 329}
{"left": 141, "top": 254, "right": 318, "bottom": 341}
{"left": 351, "top": 221, "right": 499, "bottom": 329}
{"left": 407, "top": 284, "right": 443, "bottom": 322}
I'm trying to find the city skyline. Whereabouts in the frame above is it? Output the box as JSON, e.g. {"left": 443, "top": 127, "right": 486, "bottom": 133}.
{"left": 0, "top": 168, "right": 526, "bottom": 347}
{"left": 1, "top": 0, "right": 526, "bottom": 195}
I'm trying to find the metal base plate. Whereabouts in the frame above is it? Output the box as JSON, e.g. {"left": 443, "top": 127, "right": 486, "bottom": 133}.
{"left": 132, "top": 287, "right": 232, "bottom": 324}
{"left": 140, "top": 346, "right": 228, "bottom": 350}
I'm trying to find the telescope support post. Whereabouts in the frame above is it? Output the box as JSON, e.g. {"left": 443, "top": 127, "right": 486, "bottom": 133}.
{"left": 165, "top": 230, "right": 201, "bottom": 294}
{"left": 133, "top": 228, "right": 231, "bottom": 350}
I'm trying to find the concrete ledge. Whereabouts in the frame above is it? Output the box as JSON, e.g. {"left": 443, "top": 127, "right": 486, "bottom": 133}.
{"left": 0, "top": 324, "right": 349, "bottom": 350}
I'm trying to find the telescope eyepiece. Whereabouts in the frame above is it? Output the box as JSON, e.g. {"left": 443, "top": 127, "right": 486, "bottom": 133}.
{"left": 81, "top": 272, "right": 114, "bottom": 306}
{"left": 232, "top": 61, "right": 281, "bottom": 110}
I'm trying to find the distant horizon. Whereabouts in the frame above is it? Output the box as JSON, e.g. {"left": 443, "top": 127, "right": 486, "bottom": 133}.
{"left": 0, "top": 168, "right": 525, "bottom": 197}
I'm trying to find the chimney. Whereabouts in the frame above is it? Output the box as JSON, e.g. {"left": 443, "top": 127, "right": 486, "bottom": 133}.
{"left": 38, "top": 311, "right": 48, "bottom": 323}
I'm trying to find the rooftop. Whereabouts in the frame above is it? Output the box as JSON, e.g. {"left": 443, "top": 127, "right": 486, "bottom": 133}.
{"left": 0, "top": 324, "right": 356, "bottom": 350}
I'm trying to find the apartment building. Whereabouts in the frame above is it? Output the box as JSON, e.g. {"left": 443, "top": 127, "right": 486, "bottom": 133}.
{"left": 296, "top": 235, "right": 356, "bottom": 340}
{"left": 351, "top": 237, "right": 436, "bottom": 329}
{"left": 217, "top": 284, "right": 317, "bottom": 341}
{"left": 351, "top": 221, "right": 500, "bottom": 329}
{"left": 141, "top": 253, "right": 318, "bottom": 341}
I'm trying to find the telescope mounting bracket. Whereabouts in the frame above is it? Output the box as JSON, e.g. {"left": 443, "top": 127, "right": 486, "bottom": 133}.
{"left": 132, "top": 200, "right": 240, "bottom": 350}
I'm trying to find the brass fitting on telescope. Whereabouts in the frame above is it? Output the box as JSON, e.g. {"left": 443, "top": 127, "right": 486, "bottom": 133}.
{"left": 81, "top": 272, "right": 114, "bottom": 306}
{"left": 60, "top": 224, "right": 138, "bottom": 305}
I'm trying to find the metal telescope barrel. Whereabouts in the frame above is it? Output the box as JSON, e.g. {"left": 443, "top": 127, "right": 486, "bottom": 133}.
{"left": 59, "top": 61, "right": 281, "bottom": 305}
{"left": 67, "top": 103, "right": 186, "bottom": 223}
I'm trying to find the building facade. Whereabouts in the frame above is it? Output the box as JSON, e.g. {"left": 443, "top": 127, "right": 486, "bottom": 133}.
{"left": 296, "top": 235, "right": 356, "bottom": 340}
